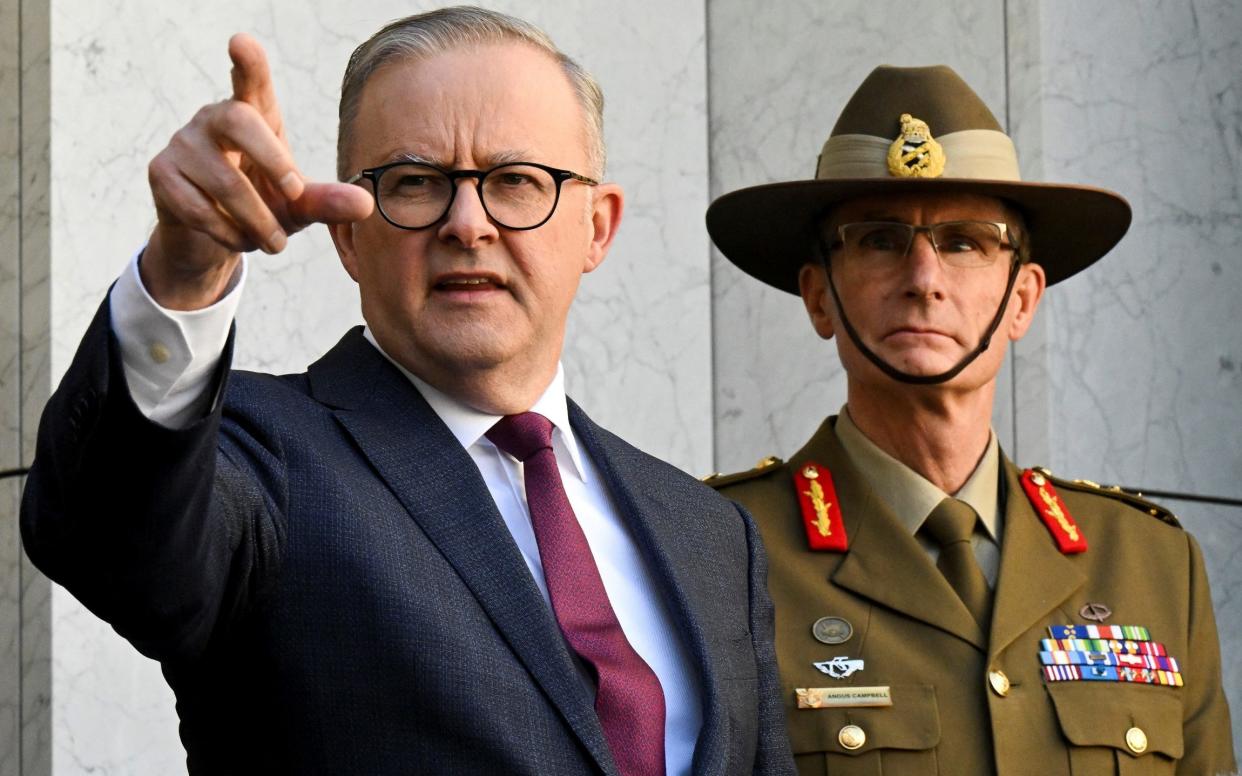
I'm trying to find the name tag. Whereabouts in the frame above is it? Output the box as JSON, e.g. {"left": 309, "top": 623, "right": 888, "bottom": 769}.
{"left": 796, "top": 686, "right": 893, "bottom": 708}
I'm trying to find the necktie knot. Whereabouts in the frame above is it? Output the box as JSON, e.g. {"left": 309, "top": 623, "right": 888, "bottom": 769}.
{"left": 921, "top": 497, "right": 992, "bottom": 628}
{"left": 486, "top": 412, "right": 554, "bottom": 462}
{"left": 922, "top": 497, "right": 979, "bottom": 547}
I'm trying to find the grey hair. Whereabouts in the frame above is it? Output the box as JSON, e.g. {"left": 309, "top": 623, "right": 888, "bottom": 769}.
{"left": 336, "top": 6, "right": 606, "bottom": 181}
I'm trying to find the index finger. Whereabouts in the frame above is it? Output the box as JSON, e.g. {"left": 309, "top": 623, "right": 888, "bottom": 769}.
{"left": 228, "top": 33, "right": 280, "bottom": 126}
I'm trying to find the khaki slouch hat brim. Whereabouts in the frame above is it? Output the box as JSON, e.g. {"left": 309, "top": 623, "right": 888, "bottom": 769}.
{"left": 707, "top": 65, "right": 1131, "bottom": 294}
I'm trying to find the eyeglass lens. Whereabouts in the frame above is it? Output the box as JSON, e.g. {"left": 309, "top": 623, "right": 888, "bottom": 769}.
{"left": 374, "top": 163, "right": 560, "bottom": 230}
{"left": 839, "top": 221, "right": 1007, "bottom": 268}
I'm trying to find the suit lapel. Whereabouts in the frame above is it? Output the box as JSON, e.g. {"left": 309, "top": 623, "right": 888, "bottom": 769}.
{"left": 988, "top": 458, "right": 1086, "bottom": 657}
{"left": 307, "top": 331, "right": 616, "bottom": 775}
{"left": 567, "top": 403, "right": 728, "bottom": 776}
{"left": 805, "top": 419, "right": 987, "bottom": 650}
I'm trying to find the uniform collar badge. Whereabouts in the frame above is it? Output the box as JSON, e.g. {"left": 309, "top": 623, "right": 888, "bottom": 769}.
{"left": 794, "top": 462, "right": 849, "bottom": 551}
{"left": 886, "top": 113, "right": 947, "bottom": 178}
{"left": 1020, "top": 468, "right": 1088, "bottom": 554}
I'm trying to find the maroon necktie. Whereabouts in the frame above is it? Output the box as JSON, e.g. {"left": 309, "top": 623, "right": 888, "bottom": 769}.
{"left": 487, "top": 412, "right": 666, "bottom": 776}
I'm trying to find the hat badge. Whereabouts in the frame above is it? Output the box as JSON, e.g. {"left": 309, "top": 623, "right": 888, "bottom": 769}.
{"left": 886, "top": 113, "right": 946, "bottom": 178}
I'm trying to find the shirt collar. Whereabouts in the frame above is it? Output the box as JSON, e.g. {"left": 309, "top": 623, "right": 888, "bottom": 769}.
{"left": 834, "top": 406, "right": 999, "bottom": 540}
{"left": 361, "top": 327, "right": 588, "bottom": 483}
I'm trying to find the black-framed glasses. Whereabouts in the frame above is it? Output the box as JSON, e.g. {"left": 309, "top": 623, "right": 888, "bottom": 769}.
{"left": 829, "top": 221, "right": 1020, "bottom": 269}
{"left": 347, "top": 161, "right": 599, "bottom": 231}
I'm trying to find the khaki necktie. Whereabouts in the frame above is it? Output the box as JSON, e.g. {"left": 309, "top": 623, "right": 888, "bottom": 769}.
{"left": 921, "top": 497, "right": 993, "bottom": 628}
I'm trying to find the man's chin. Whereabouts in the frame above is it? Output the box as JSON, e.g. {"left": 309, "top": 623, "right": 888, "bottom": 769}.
{"left": 423, "top": 341, "right": 513, "bottom": 372}
{"left": 869, "top": 345, "right": 964, "bottom": 377}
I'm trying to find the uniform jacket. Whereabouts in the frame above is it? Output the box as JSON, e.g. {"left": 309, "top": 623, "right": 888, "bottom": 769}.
{"left": 21, "top": 301, "right": 795, "bottom": 775}
{"left": 711, "top": 417, "right": 1234, "bottom": 776}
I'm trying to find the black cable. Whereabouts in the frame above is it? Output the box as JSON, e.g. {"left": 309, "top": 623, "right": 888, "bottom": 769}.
{"left": 0, "top": 467, "right": 31, "bottom": 480}
{"left": 1119, "top": 487, "right": 1242, "bottom": 510}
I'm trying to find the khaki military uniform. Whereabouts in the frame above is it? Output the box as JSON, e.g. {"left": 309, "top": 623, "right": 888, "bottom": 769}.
{"left": 710, "top": 416, "right": 1235, "bottom": 775}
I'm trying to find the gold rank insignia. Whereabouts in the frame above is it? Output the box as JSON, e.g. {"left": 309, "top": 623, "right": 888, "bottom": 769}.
{"left": 1021, "top": 468, "right": 1088, "bottom": 554}
{"left": 886, "top": 113, "right": 946, "bottom": 178}
{"left": 793, "top": 462, "right": 848, "bottom": 552}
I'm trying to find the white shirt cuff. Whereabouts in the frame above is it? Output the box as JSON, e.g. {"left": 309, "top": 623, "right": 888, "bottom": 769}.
{"left": 108, "top": 247, "right": 246, "bottom": 428}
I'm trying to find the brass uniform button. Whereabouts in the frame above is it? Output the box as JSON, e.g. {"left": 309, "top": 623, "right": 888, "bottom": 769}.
{"left": 988, "top": 669, "right": 1010, "bottom": 697}
{"left": 149, "top": 342, "right": 171, "bottom": 364}
{"left": 838, "top": 724, "right": 866, "bottom": 750}
{"left": 1126, "top": 726, "right": 1148, "bottom": 754}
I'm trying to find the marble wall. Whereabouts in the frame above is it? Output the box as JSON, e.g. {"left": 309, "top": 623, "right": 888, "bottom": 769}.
{"left": 1, "top": 0, "right": 21, "bottom": 767}
{"left": 1034, "top": 0, "right": 1242, "bottom": 750}
{"left": 4, "top": 0, "right": 1240, "bottom": 771}
{"left": 5, "top": 0, "right": 52, "bottom": 773}
{"left": 708, "top": 0, "right": 1242, "bottom": 755}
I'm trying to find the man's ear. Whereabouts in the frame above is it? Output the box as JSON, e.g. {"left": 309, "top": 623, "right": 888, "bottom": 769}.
{"left": 328, "top": 222, "right": 361, "bottom": 283}
{"left": 583, "top": 183, "right": 623, "bottom": 274}
{"left": 1007, "top": 261, "right": 1046, "bottom": 341}
{"left": 799, "top": 262, "right": 836, "bottom": 340}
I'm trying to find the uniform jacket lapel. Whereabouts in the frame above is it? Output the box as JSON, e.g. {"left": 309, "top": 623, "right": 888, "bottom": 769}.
{"left": 306, "top": 330, "right": 617, "bottom": 776}
{"left": 988, "top": 458, "right": 1086, "bottom": 658}
{"left": 802, "top": 418, "right": 987, "bottom": 650}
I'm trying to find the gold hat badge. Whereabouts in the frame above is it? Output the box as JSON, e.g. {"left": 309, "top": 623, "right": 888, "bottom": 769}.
{"left": 886, "top": 113, "right": 946, "bottom": 178}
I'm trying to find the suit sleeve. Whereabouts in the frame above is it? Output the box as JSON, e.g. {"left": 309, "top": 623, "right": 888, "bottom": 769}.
{"left": 1178, "top": 532, "right": 1237, "bottom": 775}
{"left": 739, "top": 502, "right": 797, "bottom": 774}
{"left": 19, "top": 296, "right": 284, "bottom": 664}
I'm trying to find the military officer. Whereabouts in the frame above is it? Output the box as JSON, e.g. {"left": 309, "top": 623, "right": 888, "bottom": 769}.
{"left": 705, "top": 65, "right": 1236, "bottom": 775}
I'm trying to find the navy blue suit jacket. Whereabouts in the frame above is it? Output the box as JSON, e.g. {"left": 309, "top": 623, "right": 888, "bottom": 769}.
{"left": 21, "top": 301, "right": 793, "bottom": 775}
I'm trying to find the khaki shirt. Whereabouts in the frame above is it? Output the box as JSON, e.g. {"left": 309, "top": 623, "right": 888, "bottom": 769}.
{"left": 834, "top": 407, "right": 1003, "bottom": 584}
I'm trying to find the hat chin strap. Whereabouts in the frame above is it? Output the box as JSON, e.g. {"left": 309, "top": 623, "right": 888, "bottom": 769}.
{"left": 822, "top": 255, "right": 1023, "bottom": 386}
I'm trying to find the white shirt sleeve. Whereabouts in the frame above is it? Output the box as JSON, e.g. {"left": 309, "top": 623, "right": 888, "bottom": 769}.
{"left": 107, "top": 248, "right": 247, "bottom": 429}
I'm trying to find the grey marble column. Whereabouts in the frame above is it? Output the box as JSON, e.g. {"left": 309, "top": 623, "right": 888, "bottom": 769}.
{"left": 4, "top": 0, "right": 52, "bottom": 772}
{"left": 1, "top": 0, "right": 22, "bottom": 754}
{"left": 1, "top": 0, "right": 21, "bottom": 763}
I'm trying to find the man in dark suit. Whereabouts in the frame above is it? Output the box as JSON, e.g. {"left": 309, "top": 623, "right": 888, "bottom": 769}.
{"left": 20, "top": 7, "right": 792, "bottom": 775}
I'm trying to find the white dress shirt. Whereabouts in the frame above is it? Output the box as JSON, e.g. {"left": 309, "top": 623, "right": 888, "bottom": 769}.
{"left": 109, "top": 250, "right": 702, "bottom": 775}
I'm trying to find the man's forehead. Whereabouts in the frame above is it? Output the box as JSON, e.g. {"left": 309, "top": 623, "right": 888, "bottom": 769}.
{"left": 348, "top": 42, "right": 586, "bottom": 169}
{"left": 363, "top": 40, "right": 571, "bottom": 102}
{"left": 374, "top": 148, "right": 536, "bottom": 169}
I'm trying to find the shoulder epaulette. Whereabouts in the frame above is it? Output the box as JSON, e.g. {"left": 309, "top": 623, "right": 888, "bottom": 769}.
{"left": 701, "top": 455, "right": 784, "bottom": 489}
{"left": 1035, "top": 467, "right": 1181, "bottom": 529}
